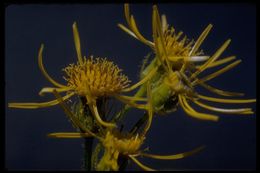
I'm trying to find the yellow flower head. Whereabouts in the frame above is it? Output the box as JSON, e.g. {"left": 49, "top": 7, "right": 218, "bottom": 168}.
{"left": 9, "top": 21, "right": 156, "bottom": 129}
{"left": 63, "top": 57, "right": 130, "bottom": 99}
{"left": 102, "top": 130, "right": 144, "bottom": 155}
{"left": 118, "top": 4, "right": 256, "bottom": 121}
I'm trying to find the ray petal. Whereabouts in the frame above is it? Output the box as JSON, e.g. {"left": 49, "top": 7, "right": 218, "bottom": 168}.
{"left": 193, "top": 100, "right": 253, "bottom": 114}
{"left": 128, "top": 155, "right": 156, "bottom": 171}
{"left": 8, "top": 92, "right": 75, "bottom": 109}
{"left": 47, "top": 132, "right": 92, "bottom": 138}
{"left": 178, "top": 95, "right": 219, "bottom": 121}
{"left": 198, "top": 82, "right": 244, "bottom": 97}
{"left": 38, "top": 44, "right": 67, "bottom": 88}
{"left": 198, "top": 94, "right": 256, "bottom": 104}
{"left": 141, "top": 145, "right": 205, "bottom": 160}
{"left": 72, "top": 22, "right": 83, "bottom": 65}
{"left": 189, "top": 24, "right": 213, "bottom": 56}
{"left": 190, "top": 39, "right": 231, "bottom": 79}
{"left": 39, "top": 87, "right": 71, "bottom": 96}
{"left": 193, "top": 60, "right": 241, "bottom": 85}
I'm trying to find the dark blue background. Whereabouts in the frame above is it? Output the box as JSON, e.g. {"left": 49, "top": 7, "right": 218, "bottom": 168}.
{"left": 5, "top": 3, "right": 256, "bottom": 170}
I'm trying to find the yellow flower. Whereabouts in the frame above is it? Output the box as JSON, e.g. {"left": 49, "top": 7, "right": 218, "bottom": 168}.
{"left": 48, "top": 85, "right": 204, "bottom": 171}
{"left": 118, "top": 4, "right": 256, "bottom": 121}
{"left": 63, "top": 57, "right": 130, "bottom": 101}
{"left": 8, "top": 22, "right": 156, "bottom": 128}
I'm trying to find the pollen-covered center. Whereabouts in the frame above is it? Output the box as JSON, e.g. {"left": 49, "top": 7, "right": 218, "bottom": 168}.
{"left": 103, "top": 130, "right": 144, "bottom": 155}
{"left": 163, "top": 27, "right": 196, "bottom": 57}
{"left": 63, "top": 57, "right": 130, "bottom": 97}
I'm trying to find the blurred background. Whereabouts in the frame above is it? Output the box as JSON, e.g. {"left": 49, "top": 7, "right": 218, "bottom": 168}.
{"left": 5, "top": 3, "right": 256, "bottom": 171}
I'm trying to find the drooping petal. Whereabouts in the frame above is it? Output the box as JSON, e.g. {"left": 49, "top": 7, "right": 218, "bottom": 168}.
{"left": 89, "top": 101, "right": 117, "bottom": 128}
{"left": 178, "top": 95, "right": 219, "bottom": 121}
{"left": 128, "top": 155, "right": 156, "bottom": 171}
{"left": 141, "top": 145, "right": 205, "bottom": 160}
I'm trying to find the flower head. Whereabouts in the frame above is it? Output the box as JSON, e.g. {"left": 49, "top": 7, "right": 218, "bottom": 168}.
{"left": 8, "top": 21, "right": 155, "bottom": 129}
{"left": 118, "top": 4, "right": 256, "bottom": 121}
{"left": 48, "top": 85, "right": 204, "bottom": 171}
{"left": 63, "top": 57, "right": 130, "bottom": 100}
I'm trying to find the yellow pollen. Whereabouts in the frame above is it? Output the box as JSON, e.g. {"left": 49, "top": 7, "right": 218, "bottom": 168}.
{"left": 102, "top": 131, "right": 144, "bottom": 155}
{"left": 162, "top": 27, "right": 202, "bottom": 61}
{"left": 63, "top": 57, "right": 130, "bottom": 98}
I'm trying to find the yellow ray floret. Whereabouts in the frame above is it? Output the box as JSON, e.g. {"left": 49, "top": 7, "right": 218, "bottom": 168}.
{"left": 8, "top": 92, "right": 75, "bottom": 109}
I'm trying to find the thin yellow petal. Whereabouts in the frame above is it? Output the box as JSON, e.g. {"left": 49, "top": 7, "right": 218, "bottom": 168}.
{"left": 198, "top": 82, "right": 244, "bottom": 97}
{"left": 122, "top": 66, "right": 158, "bottom": 92}
{"left": 38, "top": 44, "right": 67, "bottom": 88}
{"left": 190, "top": 39, "right": 231, "bottom": 79}
{"left": 89, "top": 102, "right": 117, "bottom": 128}
{"left": 189, "top": 24, "right": 213, "bottom": 56}
{"left": 161, "top": 14, "right": 168, "bottom": 33}
{"left": 52, "top": 91, "right": 102, "bottom": 141}
{"left": 141, "top": 145, "right": 205, "bottom": 160}
{"left": 198, "top": 94, "right": 256, "bottom": 104}
{"left": 128, "top": 155, "right": 156, "bottom": 171}
{"left": 193, "top": 60, "right": 241, "bottom": 85}
{"left": 72, "top": 22, "right": 83, "bottom": 65}
{"left": 130, "top": 15, "right": 154, "bottom": 47}
{"left": 39, "top": 87, "right": 71, "bottom": 96}
{"left": 178, "top": 95, "right": 219, "bottom": 121}
{"left": 193, "top": 100, "right": 253, "bottom": 114}
{"left": 206, "top": 56, "right": 236, "bottom": 68}
{"left": 114, "top": 95, "right": 147, "bottom": 110}
{"left": 47, "top": 132, "right": 92, "bottom": 138}
{"left": 8, "top": 92, "right": 74, "bottom": 109}
{"left": 124, "top": 3, "right": 131, "bottom": 26}
{"left": 118, "top": 23, "right": 138, "bottom": 39}
{"left": 52, "top": 90, "right": 88, "bottom": 131}
{"left": 115, "top": 95, "right": 147, "bottom": 102}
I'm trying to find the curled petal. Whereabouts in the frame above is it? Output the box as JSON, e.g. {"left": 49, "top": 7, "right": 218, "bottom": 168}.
{"left": 38, "top": 44, "right": 67, "bottom": 88}
{"left": 178, "top": 95, "right": 219, "bottom": 121}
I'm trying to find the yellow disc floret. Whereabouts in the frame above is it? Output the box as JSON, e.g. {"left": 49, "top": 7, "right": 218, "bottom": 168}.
{"left": 63, "top": 57, "right": 130, "bottom": 98}
{"left": 96, "top": 130, "right": 144, "bottom": 171}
